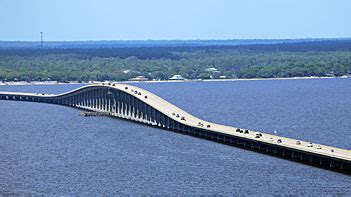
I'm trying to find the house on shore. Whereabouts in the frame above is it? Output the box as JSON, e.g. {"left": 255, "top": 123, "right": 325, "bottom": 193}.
{"left": 128, "top": 76, "right": 149, "bottom": 81}
{"left": 169, "top": 75, "right": 185, "bottom": 80}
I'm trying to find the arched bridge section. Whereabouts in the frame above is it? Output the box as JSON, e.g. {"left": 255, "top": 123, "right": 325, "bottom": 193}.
{"left": 0, "top": 83, "right": 350, "bottom": 174}
{"left": 0, "top": 84, "right": 220, "bottom": 131}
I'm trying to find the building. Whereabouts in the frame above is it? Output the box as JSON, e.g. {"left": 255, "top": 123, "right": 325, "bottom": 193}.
{"left": 128, "top": 76, "right": 149, "bottom": 81}
{"left": 122, "top": 69, "right": 131, "bottom": 74}
{"left": 169, "top": 75, "right": 185, "bottom": 80}
{"left": 205, "top": 67, "right": 219, "bottom": 72}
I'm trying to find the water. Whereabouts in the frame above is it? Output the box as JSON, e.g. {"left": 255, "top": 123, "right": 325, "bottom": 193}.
{"left": 0, "top": 79, "right": 350, "bottom": 195}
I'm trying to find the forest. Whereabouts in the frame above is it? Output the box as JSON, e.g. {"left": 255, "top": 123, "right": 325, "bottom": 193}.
{"left": 0, "top": 40, "right": 350, "bottom": 82}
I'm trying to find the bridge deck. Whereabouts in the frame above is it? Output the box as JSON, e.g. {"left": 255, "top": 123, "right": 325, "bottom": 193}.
{"left": 0, "top": 83, "right": 350, "bottom": 173}
{"left": 116, "top": 84, "right": 351, "bottom": 162}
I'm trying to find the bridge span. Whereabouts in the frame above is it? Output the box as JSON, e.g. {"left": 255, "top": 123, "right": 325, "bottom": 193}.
{"left": 0, "top": 83, "right": 350, "bottom": 174}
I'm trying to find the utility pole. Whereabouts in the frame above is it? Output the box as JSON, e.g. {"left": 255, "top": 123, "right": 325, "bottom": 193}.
{"left": 40, "top": 32, "right": 43, "bottom": 50}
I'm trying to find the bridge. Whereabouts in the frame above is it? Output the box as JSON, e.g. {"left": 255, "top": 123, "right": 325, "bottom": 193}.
{"left": 0, "top": 83, "right": 350, "bottom": 174}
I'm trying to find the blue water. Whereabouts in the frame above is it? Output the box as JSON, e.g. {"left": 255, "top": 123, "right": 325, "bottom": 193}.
{"left": 0, "top": 79, "right": 350, "bottom": 195}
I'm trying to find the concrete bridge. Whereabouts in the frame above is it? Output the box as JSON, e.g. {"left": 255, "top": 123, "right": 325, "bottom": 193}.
{"left": 0, "top": 83, "right": 350, "bottom": 174}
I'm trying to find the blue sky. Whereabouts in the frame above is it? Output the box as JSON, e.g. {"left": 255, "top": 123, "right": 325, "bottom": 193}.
{"left": 0, "top": 0, "right": 350, "bottom": 41}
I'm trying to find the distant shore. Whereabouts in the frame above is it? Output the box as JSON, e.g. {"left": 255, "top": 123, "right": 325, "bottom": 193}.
{"left": 0, "top": 76, "right": 349, "bottom": 86}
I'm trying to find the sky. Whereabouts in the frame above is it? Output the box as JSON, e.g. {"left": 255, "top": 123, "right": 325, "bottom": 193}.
{"left": 0, "top": 0, "right": 350, "bottom": 41}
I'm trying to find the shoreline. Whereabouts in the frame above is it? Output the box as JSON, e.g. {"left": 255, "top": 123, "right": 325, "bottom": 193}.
{"left": 0, "top": 76, "right": 349, "bottom": 86}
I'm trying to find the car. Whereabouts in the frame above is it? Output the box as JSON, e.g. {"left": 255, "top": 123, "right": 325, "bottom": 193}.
{"left": 236, "top": 128, "right": 241, "bottom": 132}
{"left": 296, "top": 141, "right": 301, "bottom": 145}
{"left": 307, "top": 143, "right": 313, "bottom": 147}
{"left": 207, "top": 124, "right": 211, "bottom": 128}
{"left": 244, "top": 130, "right": 249, "bottom": 134}
{"left": 277, "top": 139, "right": 282, "bottom": 143}
{"left": 255, "top": 132, "right": 262, "bottom": 137}
{"left": 181, "top": 117, "right": 186, "bottom": 121}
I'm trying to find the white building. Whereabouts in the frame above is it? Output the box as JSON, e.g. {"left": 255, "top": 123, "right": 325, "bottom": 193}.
{"left": 205, "top": 67, "right": 218, "bottom": 72}
{"left": 169, "top": 75, "right": 185, "bottom": 80}
{"left": 128, "top": 76, "right": 149, "bottom": 81}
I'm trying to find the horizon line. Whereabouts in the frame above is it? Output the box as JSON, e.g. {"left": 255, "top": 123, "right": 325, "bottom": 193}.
{"left": 1, "top": 37, "right": 351, "bottom": 42}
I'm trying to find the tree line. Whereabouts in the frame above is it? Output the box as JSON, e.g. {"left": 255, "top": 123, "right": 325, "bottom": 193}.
{"left": 0, "top": 40, "right": 350, "bottom": 82}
